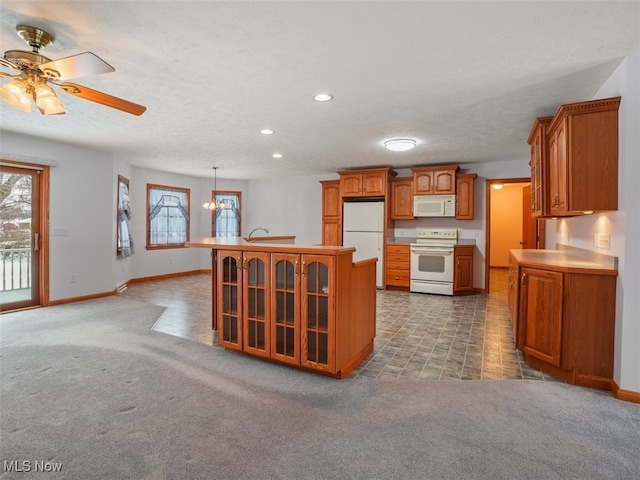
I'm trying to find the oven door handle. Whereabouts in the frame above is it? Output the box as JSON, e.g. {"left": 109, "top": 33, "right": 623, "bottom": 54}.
{"left": 411, "top": 248, "right": 453, "bottom": 255}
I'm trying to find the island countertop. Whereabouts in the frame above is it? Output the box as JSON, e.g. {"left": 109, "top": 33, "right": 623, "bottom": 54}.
{"left": 187, "top": 237, "right": 356, "bottom": 256}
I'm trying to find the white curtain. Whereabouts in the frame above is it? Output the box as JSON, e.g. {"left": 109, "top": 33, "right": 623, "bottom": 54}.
{"left": 149, "top": 188, "right": 189, "bottom": 245}
{"left": 213, "top": 193, "right": 240, "bottom": 237}
{"left": 118, "top": 180, "right": 134, "bottom": 257}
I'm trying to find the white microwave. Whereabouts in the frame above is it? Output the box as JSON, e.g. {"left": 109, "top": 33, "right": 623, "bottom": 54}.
{"left": 413, "top": 194, "right": 456, "bottom": 217}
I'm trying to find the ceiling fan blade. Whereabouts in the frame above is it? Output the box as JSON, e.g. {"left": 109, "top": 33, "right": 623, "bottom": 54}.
{"left": 39, "top": 52, "right": 115, "bottom": 81}
{"left": 59, "top": 82, "right": 146, "bottom": 116}
{"left": 0, "top": 57, "right": 21, "bottom": 72}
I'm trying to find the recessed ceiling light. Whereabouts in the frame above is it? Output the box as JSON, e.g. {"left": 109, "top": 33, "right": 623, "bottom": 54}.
{"left": 272, "top": 153, "right": 283, "bottom": 159}
{"left": 384, "top": 138, "right": 416, "bottom": 152}
{"left": 260, "top": 129, "right": 274, "bottom": 135}
{"left": 313, "top": 93, "right": 333, "bottom": 102}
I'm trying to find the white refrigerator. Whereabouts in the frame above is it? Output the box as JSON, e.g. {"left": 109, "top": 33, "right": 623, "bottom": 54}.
{"left": 342, "top": 201, "right": 385, "bottom": 288}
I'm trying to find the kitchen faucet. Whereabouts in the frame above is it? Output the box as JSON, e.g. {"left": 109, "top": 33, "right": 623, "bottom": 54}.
{"left": 247, "top": 227, "right": 269, "bottom": 241}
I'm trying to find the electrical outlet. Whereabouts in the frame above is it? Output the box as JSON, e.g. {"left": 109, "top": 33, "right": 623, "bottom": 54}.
{"left": 594, "top": 233, "right": 611, "bottom": 250}
{"left": 70, "top": 274, "right": 77, "bottom": 283}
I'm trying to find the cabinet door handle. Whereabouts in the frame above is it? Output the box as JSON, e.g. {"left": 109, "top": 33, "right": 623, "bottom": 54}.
{"left": 521, "top": 273, "right": 526, "bottom": 286}
{"left": 301, "top": 260, "right": 306, "bottom": 277}
{"left": 295, "top": 260, "right": 299, "bottom": 276}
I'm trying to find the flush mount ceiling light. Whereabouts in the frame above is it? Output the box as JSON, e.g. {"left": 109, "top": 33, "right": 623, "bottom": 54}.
{"left": 491, "top": 184, "right": 504, "bottom": 190}
{"left": 260, "top": 129, "right": 274, "bottom": 135}
{"left": 313, "top": 93, "right": 333, "bottom": 102}
{"left": 272, "top": 153, "right": 283, "bottom": 159}
{"left": 384, "top": 138, "right": 416, "bottom": 152}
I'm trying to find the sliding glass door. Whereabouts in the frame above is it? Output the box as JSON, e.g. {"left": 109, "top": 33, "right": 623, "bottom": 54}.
{"left": 1, "top": 164, "right": 42, "bottom": 311}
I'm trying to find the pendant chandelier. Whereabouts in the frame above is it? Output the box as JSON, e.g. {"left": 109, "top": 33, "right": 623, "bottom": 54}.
{"left": 202, "top": 167, "right": 226, "bottom": 211}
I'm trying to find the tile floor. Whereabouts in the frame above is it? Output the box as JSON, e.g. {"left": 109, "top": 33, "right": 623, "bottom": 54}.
{"left": 122, "top": 268, "right": 558, "bottom": 382}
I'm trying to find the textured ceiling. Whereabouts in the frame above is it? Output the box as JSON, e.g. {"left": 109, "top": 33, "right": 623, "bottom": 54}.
{"left": 1, "top": 1, "right": 639, "bottom": 180}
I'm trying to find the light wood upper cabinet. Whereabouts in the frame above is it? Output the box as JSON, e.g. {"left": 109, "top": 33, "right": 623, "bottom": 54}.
{"left": 545, "top": 96, "right": 620, "bottom": 216}
{"left": 527, "top": 116, "right": 553, "bottom": 217}
{"left": 412, "top": 165, "right": 459, "bottom": 195}
{"left": 339, "top": 168, "right": 396, "bottom": 198}
{"left": 455, "top": 173, "right": 476, "bottom": 220}
{"left": 390, "top": 178, "right": 414, "bottom": 219}
{"left": 321, "top": 180, "right": 341, "bottom": 218}
{"left": 320, "top": 180, "right": 341, "bottom": 246}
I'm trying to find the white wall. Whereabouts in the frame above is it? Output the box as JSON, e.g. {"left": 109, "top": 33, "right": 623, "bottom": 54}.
{"left": 556, "top": 55, "right": 640, "bottom": 392}
{"left": 1, "top": 132, "right": 116, "bottom": 300}
{"left": 243, "top": 175, "right": 326, "bottom": 245}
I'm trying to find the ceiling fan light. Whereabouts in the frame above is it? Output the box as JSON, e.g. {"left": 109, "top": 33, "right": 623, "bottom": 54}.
{"left": 384, "top": 138, "right": 416, "bottom": 152}
{"left": 34, "top": 82, "right": 65, "bottom": 115}
{"left": 0, "top": 79, "right": 32, "bottom": 112}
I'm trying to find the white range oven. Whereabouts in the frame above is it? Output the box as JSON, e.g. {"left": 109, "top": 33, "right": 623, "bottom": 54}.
{"left": 410, "top": 228, "right": 458, "bottom": 295}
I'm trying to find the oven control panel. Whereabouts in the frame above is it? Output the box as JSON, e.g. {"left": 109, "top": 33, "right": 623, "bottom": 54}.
{"left": 415, "top": 228, "right": 458, "bottom": 241}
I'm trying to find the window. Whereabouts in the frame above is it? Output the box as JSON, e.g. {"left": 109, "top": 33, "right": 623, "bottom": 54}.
{"left": 147, "top": 184, "right": 190, "bottom": 248}
{"left": 211, "top": 191, "right": 241, "bottom": 237}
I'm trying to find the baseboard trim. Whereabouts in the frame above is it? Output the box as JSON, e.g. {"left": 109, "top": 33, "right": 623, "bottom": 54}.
{"left": 48, "top": 289, "right": 115, "bottom": 306}
{"left": 45, "top": 270, "right": 212, "bottom": 307}
{"left": 129, "top": 269, "right": 211, "bottom": 284}
{"left": 612, "top": 380, "right": 640, "bottom": 404}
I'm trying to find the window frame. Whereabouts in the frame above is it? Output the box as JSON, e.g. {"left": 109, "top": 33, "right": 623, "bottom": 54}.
{"left": 146, "top": 183, "right": 191, "bottom": 250}
{"left": 210, "top": 190, "right": 242, "bottom": 237}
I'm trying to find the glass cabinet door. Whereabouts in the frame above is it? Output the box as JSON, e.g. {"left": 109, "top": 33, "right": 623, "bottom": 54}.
{"left": 271, "top": 253, "right": 300, "bottom": 365}
{"left": 243, "top": 252, "right": 270, "bottom": 357}
{"left": 301, "top": 255, "right": 334, "bottom": 372}
{"left": 218, "top": 250, "right": 243, "bottom": 351}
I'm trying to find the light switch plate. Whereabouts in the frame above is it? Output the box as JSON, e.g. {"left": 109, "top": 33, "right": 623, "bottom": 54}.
{"left": 594, "top": 233, "right": 611, "bottom": 250}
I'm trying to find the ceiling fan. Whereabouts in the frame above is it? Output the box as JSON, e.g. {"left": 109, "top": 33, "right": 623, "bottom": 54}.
{"left": 0, "top": 24, "right": 146, "bottom": 116}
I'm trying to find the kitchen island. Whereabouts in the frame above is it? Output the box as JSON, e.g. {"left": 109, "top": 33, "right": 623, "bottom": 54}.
{"left": 186, "top": 237, "right": 377, "bottom": 378}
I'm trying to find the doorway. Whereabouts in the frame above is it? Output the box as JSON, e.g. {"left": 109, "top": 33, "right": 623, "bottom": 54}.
{"left": 485, "top": 177, "right": 544, "bottom": 294}
{"left": 0, "top": 161, "right": 49, "bottom": 311}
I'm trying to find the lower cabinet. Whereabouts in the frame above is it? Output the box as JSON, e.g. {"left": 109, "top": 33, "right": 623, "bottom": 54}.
{"left": 271, "top": 253, "right": 300, "bottom": 366}
{"left": 300, "top": 255, "right": 335, "bottom": 373}
{"left": 243, "top": 251, "right": 271, "bottom": 358}
{"left": 218, "top": 250, "right": 243, "bottom": 352}
{"left": 514, "top": 257, "right": 617, "bottom": 390}
{"left": 385, "top": 243, "right": 410, "bottom": 290}
{"left": 453, "top": 245, "right": 474, "bottom": 294}
{"left": 520, "top": 267, "right": 563, "bottom": 367}
{"left": 507, "top": 254, "right": 521, "bottom": 348}
{"left": 218, "top": 250, "right": 341, "bottom": 375}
